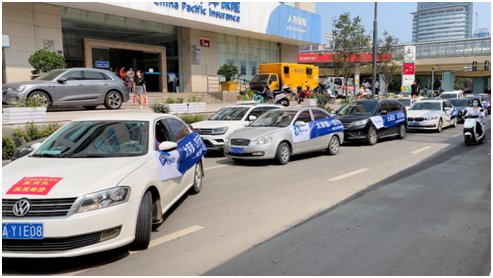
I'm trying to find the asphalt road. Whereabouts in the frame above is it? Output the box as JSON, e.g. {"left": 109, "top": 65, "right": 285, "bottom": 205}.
{"left": 3, "top": 120, "right": 490, "bottom": 275}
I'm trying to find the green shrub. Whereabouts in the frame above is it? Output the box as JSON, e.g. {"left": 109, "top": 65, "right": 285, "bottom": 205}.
{"left": 12, "top": 128, "right": 30, "bottom": 147}
{"left": 28, "top": 49, "right": 66, "bottom": 74}
{"left": 179, "top": 114, "right": 204, "bottom": 124}
{"left": 39, "top": 123, "right": 61, "bottom": 138}
{"left": 150, "top": 103, "right": 170, "bottom": 114}
{"left": 176, "top": 97, "right": 184, "bottom": 103}
{"left": 187, "top": 96, "right": 202, "bottom": 103}
{"left": 2, "top": 137, "right": 16, "bottom": 160}
{"left": 165, "top": 97, "right": 184, "bottom": 104}
{"left": 11, "top": 122, "right": 61, "bottom": 147}
{"left": 217, "top": 64, "right": 239, "bottom": 81}
{"left": 315, "top": 94, "right": 329, "bottom": 108}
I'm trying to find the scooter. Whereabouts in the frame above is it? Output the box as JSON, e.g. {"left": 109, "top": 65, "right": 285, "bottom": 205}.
{"left": 463, "top": 112, "right": 486, "bottom": 146}
{"left": 274, "top": 85, "right": 291, "bottom": 107}
{"left": 314, "top": 83, "right": 336, "bottom": 104}
{"left": 295, "top": 86, "right": 306, "bottom": 104}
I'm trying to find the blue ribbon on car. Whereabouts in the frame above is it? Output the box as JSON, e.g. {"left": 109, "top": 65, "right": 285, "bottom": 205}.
{"left": 381, "top": 111, "right": 407, "bottom": 128}
{"left": 309, "top": 117, "right": 344, "bottom": 139}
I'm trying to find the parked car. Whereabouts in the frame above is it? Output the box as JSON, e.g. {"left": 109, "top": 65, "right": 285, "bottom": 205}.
{"left": 448, "top": 98, "right": 471, "bottom": 122}
{"left": 2, "top": 113, "right": 206, "bottom": 257}
{"left": 192, "top": 104, "right": 280, "bottom": 151}
{"left": 396, "top": 98, "right": 418, "bottom": 111}
{"left": 224, "top": 107, "right": 344, "bottom": 165}
{"left": 335, "top": 99, "right": 407, "bottom": 145}
{"left": 2, "top": 68, "right": 129, "bottom": 110}
{"left": 438, "top": 90, "right": 464, "bottom": 99}
{"left": 407, "top": 99, "right": 458, "bottom": 132}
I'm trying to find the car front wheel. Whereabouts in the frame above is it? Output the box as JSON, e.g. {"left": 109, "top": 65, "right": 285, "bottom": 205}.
{"left": 129, "top": 191, "right": 152, "bottom": 251}
{"left": 104, "top": 91, "right": 123, "bottom": 109}
{"left": 367, "top": 126, "right": 378, "bottom": 145}
{"left": 190, "top": 161, "right": 203, "bottom": 195}
{"left": 28, "top": 91, "right": 51, "bottom": 108}
{"left": 274, "top": 142, "right": 290, "bottom": 165}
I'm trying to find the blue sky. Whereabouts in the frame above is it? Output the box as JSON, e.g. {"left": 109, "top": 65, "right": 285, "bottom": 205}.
{"left": 316, "top": 2, "right": 492, "bottom": 44}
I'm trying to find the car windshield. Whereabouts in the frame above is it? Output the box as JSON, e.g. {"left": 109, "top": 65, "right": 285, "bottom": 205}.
{"left": 209, "top": 107, "right": 249, "bottom": 121}
{"left": 449, "top": 99, "right": 469, "bottom": 107}
{"left": 251, "top": 74, "right": 269, "bottom": 83}
{"left": 336, "top": 101, "right": 378, "bottom": 115}
{"left": 32, "top": 121, "right": 149, "bottom": 158}
{"left": 409, "top": 102, "right": 441, "bottom": 111}
{"left": 440, "top": 94, "right": 456, "bottom": 99}
{"left": 250, "top": 110, "right": 296, "bottom": 127}
{"left": 397, "top": 99, "right": 411, "bottom": 106}
{"left": 36, "top": 69, "right": 66, "bottom": 81}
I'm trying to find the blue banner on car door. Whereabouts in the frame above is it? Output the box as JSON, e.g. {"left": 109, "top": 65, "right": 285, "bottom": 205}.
{"left": 370, "top": 111, "right": 406, "bottom": 129}
{"left": 292, "top": 117, "right": 343, "bottom": 143}
{"left": 154, "top": 132, "right": 207, "bottom": 181}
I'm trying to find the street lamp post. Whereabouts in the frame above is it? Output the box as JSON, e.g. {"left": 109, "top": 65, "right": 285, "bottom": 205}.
{"left": 371, "top": 2, "right": 378, "bottom": 99}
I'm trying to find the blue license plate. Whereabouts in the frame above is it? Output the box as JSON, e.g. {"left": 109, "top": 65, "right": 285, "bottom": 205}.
{"left": 409, "top": 121, "right": 419, "bottom": 126}
{"left": 230, "top": 147, "right": 244, "bottom": 154}
{"left": 2, "top": 223, "right": 44, "bottom": 239}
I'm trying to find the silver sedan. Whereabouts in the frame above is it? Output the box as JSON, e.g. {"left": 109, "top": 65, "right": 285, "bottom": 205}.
{"left": 224, "top": 107, "right": 344, "bottom": 165}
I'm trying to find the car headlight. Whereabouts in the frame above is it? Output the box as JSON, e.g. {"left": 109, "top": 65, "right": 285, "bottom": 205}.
{"left": 425, "top": 116, "right": 439, "bottom": 120}
{"left": 212, "top": 127, "right": 228, "bottom": 135}
{"left": 350, "top": 119, "right": 369, "bottom": 126}
{"left": 255, "top": 135, "right": 273, "bottom": 145}
{"left": 77, "top": 187, "right": 130, "bottom": 213}
{"left": 12, "top": 85, "right": 26, "bottom": 92}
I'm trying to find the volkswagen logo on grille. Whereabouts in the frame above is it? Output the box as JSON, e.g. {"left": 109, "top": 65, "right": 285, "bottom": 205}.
{"left": 13, "top": 199, "right": 31, "bottom": 217}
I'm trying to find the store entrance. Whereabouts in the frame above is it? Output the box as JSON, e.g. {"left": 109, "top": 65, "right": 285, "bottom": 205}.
{"left": 92, "top": 48, "right": 161, "bottom": 92}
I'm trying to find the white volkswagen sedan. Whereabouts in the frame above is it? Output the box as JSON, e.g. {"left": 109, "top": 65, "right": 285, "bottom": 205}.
{"left": 407, "top": 99, "right": 458, "bottom": 132}
{"left": 2, "top": 113, "right": 206, "bottom": 258}
{"left": 192, "top": 103, "right": 280, "bottom": 150}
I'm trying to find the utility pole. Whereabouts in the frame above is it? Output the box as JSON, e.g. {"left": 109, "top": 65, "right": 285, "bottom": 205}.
{"left": 371, "top": 2, "right": 378, "bottom": 98}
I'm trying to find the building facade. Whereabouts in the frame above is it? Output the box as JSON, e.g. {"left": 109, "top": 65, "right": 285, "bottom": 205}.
{"left": 412, "top": 2, "right": 473, "bottom": 43}
{"left": 2, "top": 2, "right": 320, "bottom": 93}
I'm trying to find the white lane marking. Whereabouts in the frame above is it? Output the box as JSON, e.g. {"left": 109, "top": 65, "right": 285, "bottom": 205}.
{"left": 411, "top": 146, "right": 432, "bottom": 154}
{"left": 451, "top": 133, "right": 462, "bottom": 138}
{"left": 204, "top": 164, "right": 228, "bottom": 171}
{"left": 61, "top": 225, "right": 204, "bottom": 276}
{"left": 327, "top": 168, "right": 369, "bottom": 182}
{"left": 131, "top": 225, "right": 204, "bottom": 254}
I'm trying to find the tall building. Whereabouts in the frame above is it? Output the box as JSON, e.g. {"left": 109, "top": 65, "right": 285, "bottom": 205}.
{"left": 412, "top": 2, "right": 473, "bottom": 42}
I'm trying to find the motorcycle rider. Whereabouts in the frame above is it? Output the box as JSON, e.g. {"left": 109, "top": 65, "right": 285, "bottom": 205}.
{"left": 263, "top": 83, "right": 274, "bottom": 103}
{"left": 464, "top": 99, "right": 485, "bottom": 136}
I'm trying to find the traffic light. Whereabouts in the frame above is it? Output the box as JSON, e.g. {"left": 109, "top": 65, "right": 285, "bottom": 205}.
{"left": 472, "top": 61, "right": 477, "bottom": 71}
{"left": 485, "top": 60, "right": 490, "bottom": 71}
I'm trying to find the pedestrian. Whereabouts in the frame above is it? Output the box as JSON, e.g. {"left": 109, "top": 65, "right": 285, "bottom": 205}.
{"left": 126, "top": 68, "right": 135, "bottom": 94}
{"left": 134, "top": 70, "right": 147, "bottom": 109}
{"left": 264, "top": 84, "right": 274, "bottom": 103}
{"left": 411, "top": 81, "right": 418, "bottom": 99}
{"left": 119, "top": 67, "right": 126, "bottom": 80}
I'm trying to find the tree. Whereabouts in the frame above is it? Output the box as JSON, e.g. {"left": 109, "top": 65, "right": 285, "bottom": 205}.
{"left": 377, "top": 31, "right": 403, "bottom": 95}
{"left": 217, "top": 64, "right": 239, "bottom": 82}
{"left": 332, "top": 13, "right": 370, "bottom": 98}
{"left": 28, "top": 49, "right": 66, "bottom": 74}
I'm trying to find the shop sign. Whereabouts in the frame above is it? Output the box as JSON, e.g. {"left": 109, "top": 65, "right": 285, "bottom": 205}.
{"left": 404, "top": 45, "right": 416, "bottom": 62}
{"left": 266, "top": 4, "right": 321, "bottom": 43}
{"left": 95, "top": 60, "right": 110, "bottom": 68}
{"left": 154, "top": 2, "right": 241, "bottom": 23}
{"left": 200, "top": 38, "right": 210, "bottom": 47}
{"left": 401, "top": 74, "right": 415, "bottom": 93}
{"left": 403, "top": 63, "right": 415, "bottom": 75}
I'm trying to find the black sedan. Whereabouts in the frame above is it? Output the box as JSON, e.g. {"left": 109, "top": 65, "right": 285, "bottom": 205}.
{"left": 335, "top": 99, "right": 407, "bottom": 145}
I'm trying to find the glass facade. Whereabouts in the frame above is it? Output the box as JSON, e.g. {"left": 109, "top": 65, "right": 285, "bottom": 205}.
{"left": 217, "top": 34, "right": 279, "bottom": 81}
{"left": 61, "top": 7, "right": 179, "bottom": 73}
{"left": 412, "top": 2, "right": 473, "bottom": 43}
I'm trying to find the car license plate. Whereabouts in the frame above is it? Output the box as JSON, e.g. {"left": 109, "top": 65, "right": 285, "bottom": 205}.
{"left": 2, "top": 223, "right": 44, "bottom": 240}
{"left": 230, "top": 147, "right": 244, "bottom": 154}
{"left": 409, "top": 121, "right": 419, "bottom": 127}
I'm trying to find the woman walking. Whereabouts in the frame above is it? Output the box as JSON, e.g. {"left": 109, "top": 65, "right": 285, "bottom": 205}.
{"left": 134, "top": 70, "right": 147, "bottom": 109}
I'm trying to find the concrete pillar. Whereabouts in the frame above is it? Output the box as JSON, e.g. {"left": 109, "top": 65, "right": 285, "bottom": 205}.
{"left": 442, "top": 72, "right": 455, "bottom": 91}
{"left": 472, "top": 77, "right": 488, "bottom": 94}
{"left": 179, "top": 27, "right": 192, "bottom": 93}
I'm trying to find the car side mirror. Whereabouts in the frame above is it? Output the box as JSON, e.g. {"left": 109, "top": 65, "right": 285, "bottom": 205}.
{"left": 380, "top": 110, "right": 388, "bottom": 115}
{"left": 57, "top": 78, "right": 67, "bottom": 83}
{"left": 31, "top": 142, "right": 43, "bottom": 151}
{"left": 295, "top": 121, "right": 306, "bottom": 127}
{"left": 159, "top": 141, "right": 177, "bottom": 152}
{"left": 248, "top": 115, "right": 257, "bottom": 121}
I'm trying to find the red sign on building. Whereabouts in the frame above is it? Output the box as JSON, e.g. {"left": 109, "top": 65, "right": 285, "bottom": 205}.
{"left": 200, "top": 38, "right": 210, "bottom": 47}
{"left": 298, "top": 53, "right": 392, "bottom": 63}
{"left": 403, "top": 63, "right": 415, "bottom": 75}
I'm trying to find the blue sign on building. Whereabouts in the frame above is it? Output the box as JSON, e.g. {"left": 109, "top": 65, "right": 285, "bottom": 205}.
{"left": 266, "top": 5, "right": 321, "bottom": 44}
{"left": 95, "top": 60, "right": 110, "bottom": 68}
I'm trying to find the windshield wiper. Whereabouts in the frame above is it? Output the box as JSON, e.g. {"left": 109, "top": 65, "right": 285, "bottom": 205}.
{"left": 68, "top": 153, "right": 119, "bottom": 158}
{"left": 31, "top": 153, "right": 65, "bottom": 158}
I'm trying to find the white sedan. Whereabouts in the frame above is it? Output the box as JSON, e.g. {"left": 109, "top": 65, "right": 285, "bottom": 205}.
{"left": 2, "top": 113, "right": 206, "bottom": 257}
{"left": 407, "top": 99, "right": 458, "bottom": 132}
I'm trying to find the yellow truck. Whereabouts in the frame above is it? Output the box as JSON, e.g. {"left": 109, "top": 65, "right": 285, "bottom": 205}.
{"left": 250, "top": 63, "right": 319, "bottom": 92}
